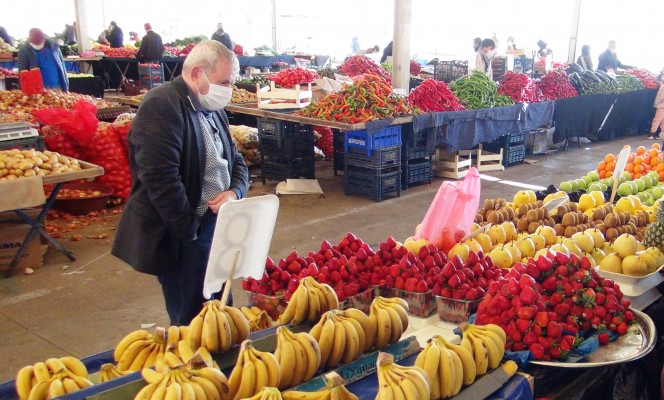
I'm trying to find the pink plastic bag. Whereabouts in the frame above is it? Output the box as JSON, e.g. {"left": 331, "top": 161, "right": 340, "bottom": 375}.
{"left": 415, "top": 167, "right": 481, "bottom": 253}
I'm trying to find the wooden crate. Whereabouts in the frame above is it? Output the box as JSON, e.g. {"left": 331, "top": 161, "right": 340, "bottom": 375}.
{"left": 475, "top": 144, "right": 504, "bottom": 172}
{"left": 433, "top": 148, "right": 472, "bottom": 179}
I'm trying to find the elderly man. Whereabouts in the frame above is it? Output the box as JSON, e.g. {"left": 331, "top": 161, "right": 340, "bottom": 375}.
{"left": 17, "top": 28, "right": 68, "bottom": 91}
{"left": 112, "top": 40, "right": 249, "bottom": 326}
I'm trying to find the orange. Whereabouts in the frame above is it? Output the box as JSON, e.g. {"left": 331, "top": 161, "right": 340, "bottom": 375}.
{"left": 628, "top": 153, "right": 635, "bottom": 162}
{"left": 598, "top": 170, "right": 606, "bottom": 179}
{"left": 634, "top": 164, "right": 643, "bottom": 174}
{"left": 649, "top": 149, "right": 659, "bottom": 158}
{"left": 659, "top": 171, "right": 664, "bottom": 181}
{"left": 656, "top": 163, "right": 664, "bottom": 172}
{"left": 637, "top": 146, "right": 646, "bottom": 155}
{"left": 652, "top": 143, "right": 661, "bottom": 150}
{"left": 651, "top": 157, "right": 660, "bottom": 167}
{"left": 643, "top": 156, "right": 651, "bottom": 165}
{"left": 634, "top": 156, "right": 643, "bottom": 165}
{"left": 625, "top": 163, "right": 634, "bottom": 172}
{"left": 635, "top": 173, "right": 642, "bottom": 179}
{"left": 604, "top": 154, "right": 615, "bottom": 163}
{"left": 630, "top": 172, "right": 636, "bottom": 180}
{"left": 598, "top": 161, "right": 606, "bottom": 171}
{"left": 606, "top": 171, "right": 613, "bottom": 178}
{"left": 606, "top": 162, "right": 615, "bottom": 171}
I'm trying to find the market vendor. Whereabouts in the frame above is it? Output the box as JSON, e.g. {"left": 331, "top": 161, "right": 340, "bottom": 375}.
{"left": 0, "top": 25, "right": 12, "bottom": 45}
{"left": 474, "top": 38, "right": 496, "bottom": 79}
{"left": 597, "top": 40, "right": 632, "bottom": 72}
{"left": 211, "top": 23, "right": 233, "bottom": 51}
{"left": 577, "top": 45, "right": 593, "bottom": 70}
{"left": 136, "top": 23, "right": 163, "bottom": 63}
{"left": 105, "top": 21, "right": 124, "bottom": 48}
{"left": 17, "top": 28, "right": 69, "bottom": 91}
{"left": 537, "top": 40, "right": 552, "bottom": 57}
{"left": 380, "top": 41, "right": 393, "bottom": 63}
{"left": 112, "top": 40, "right": 249, "bottom": 326}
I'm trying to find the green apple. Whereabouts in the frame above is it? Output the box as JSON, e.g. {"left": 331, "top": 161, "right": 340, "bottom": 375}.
{"left": 644, "top": 175, "right": 654, "bottom": 188}
{"left": 570, "top": 180, "right": 580, "bottom": 192}
{"left": 599, "top": 183, "right": 608, "bottom": 191}
{"left": 635, "top": 179, "right": 646, "bottom": 192}
{"left": 607, "top": 177, "right": 615, "bottom": 187}
{"left": 576, "top": 179, "right": 587, "bottom": 190}
{"left": 622, "top": 171, "right": 632, "bottom": 180}
{"left": 582, "top": 175, "right": 593, "bottom": 185}
{"left": 649, "top": 171, "right": 659, "bottom": 180}
{"left": 587, "top": 171, "right": 600, "bottom": 181}
{"left": 560, "top": 181, "right": 573, "bottom": 193}
{"left": 637, "top": 192, "right": 651, "bottom": 203}
{"left": 629, "top": 181, "right": 639, "bottom": 193}
{"left": 618, "top": 182, "right": 633, "bottom": 196}
{"left": 647, "top": 198, "right": 656, "bottom": 206}
{"left": 652, "top": 187, "right": 664, "bottom": 200}
{"left": 588, "top": 183, "right": 602, "bottom": 192}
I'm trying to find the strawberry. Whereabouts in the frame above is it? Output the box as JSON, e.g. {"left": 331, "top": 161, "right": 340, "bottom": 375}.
{"left": 510, "top": 329, "right": 523, "bottom": 343}
{"left": 560, "top": 338, "right": 572, "bottom": 351}
{"left": 554, "top": 302, "right": 570, "bottom": 318}
{"left": 555, "top": 252, "right": 570, "bottom": 265}
{"left": 519, "top": 274, "right": 536, "bottom": 289}
{"left": 519, "top": 286, "right": 537, "bottom": 305}
{"left": 535, "top": 311, "right": 549, "bottom": 327}
{"left": 625, "top": 310, "right": 634, "bottom": 322}
{"left": 542, "top": 276, "right": 558, "bottom": 293}
{"left": 579, "top": 256, "right": 592, "bottom": 270}
{"left": 531, "top": 324, "right": 542, "bottom": 336}
{"left": 538, "top": 336, "right": 553, "bottom": 349}
{"left": 517, "top": 305, "right": 537, "bottom": 319}
{"left": 416, "top": 281, "right": 429, "bottom": 293}
{"left": 525, "top": 264, "right": 541, "bottom": 280}
{"left": 548, "top": 347, "right": 561, "bottom": 359}
{"left": 516, "top": 318, "right": 532, "bottom": 333}
{"left": 523, "top": 331, "right": 538, "bottom": 345}
{"left": 617, "top": 323, "right": 628, "bottom": 335}
{"left": 598, "top": 332, "right": 609, "bottom": 345}
{"left": 529, "top": 343, "right": 545, "bottom": 359}
{"left": 537, "top": 255, "right": 554, "bottom": 272}
{"left": 547, "top": 321, "right": 562, "bottom": 338}
{"left": 595, "top": 292, "right": 606, "bottom": 305}
{"left": 549, "top": 292, "right": 563, "bottom": 306}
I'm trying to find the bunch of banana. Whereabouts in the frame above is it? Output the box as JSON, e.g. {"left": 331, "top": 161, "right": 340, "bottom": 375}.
{"left": 457, "top": 323, "right": 506, "bottom": 376}
{"left": 242, "top": 306, "right": 274, "bottom": 332}
{"left": 414, "top": 336, "right": 475, "bottom": 400}
{"left": 308, "top": 309, "right": 366, "bottom": 369}
{"left": 239, "top": 387, "right": 283, "bottom": 400}
{"left": 16, "top": 358, "right": 93, "bottom": 400}
{"left": 369, "top": 297, "right": 409, "bottom": 350}
{"left": 274, "top": 326, "right": 321, "bottom": 389}
{"left": 228, "top": 340, "right": 281, "bottom": 400}
{"left": 277, "top": 277, "right": 339, "bottom": 326}
{"left": 188, "top": 300, "right": 250, "bottom": 354}
{"left": 114, "top": 327, "right": 168, "bottom": 372}
{"left": 136, "top": 352, "right": 230, "bottom": 400}
{"left": 99, "top": 363, "right": 132, "bottom": 382}
{"left": 282, "top": 372, "right": 358, "bottom": 400}
{"left": 376, "top": 352, "right": 430, "bottom": 400}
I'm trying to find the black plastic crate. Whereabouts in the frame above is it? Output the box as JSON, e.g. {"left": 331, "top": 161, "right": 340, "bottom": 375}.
{"left": 506, "top": 131, "right": 526, "bottom": 145}
{"left": 344, "top": 166, "right": 401, "bottom": 202}
{"left": 259, "top": 136, "right": 313, "bottom": 159}
{"left": 345, "top": 146, "right": 401, "bottom": 170}
{"left": 504, "top": 144, "right": 526, "bottom": 166}
{"left": 0, "top": 136, "right": 45, "bottom": 151}
{"left": 258, "top": 118, "right": 313, "bottom": 143}
{"left": 402, "top": 125, "right": 434, "bottom": 161}
{"left": 403, "top": 145, "right": 429, "bottom": 160}
{"left": 433, "top": 61, "right": 468, "bottom": 82}
{"left": 261, "top": 158, "right": 315, "bottom": 183}
{"left": 402, "top": 159, "right": 432, "bottom": 189}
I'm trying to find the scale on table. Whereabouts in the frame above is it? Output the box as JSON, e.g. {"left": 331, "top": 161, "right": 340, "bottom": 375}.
{"left": 0, "top": 122, "right": 39, "bottom": 142}
{"left": 203, "top": 195, "right": 280, "bottom": 302}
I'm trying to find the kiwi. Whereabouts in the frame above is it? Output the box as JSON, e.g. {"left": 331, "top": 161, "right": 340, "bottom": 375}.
{"left": 526, "top": 209, "right": 538, "bottom": 223}
{"left": 548, "top": 217, "right": 556, "bottom": 226}
{"left": 542, "top": 208, "right": 549, "bottom": 219}
{"left": 564, "top": 226, "right": 576, "bottom": 238}
{"left": 536, "top": 200, "right": 544, "bottom": 207}
{"left": 588, "top": 221, "right": 596, "bottom": 228}
{"left": 561, "top": 213, "right": 575, "bottom": 227}
{"left": 542, "top": 219, "right": 550, "bottom": 226}
{"left": 486, "top": 211, "right": 498, "bottom": 224}
{"left": 505, "top": 207, "right": 515, "bottom": 219}
{"left": 569, "top": 203, "right": 578, "bottom": 212}
{"left": 556, "top": 205, "right": 567, "bottom": 217}
{"left": 628, "top": 222, "right": 637, "bottom": 232}
{"left": 595, "top": 223, "right": 606, "bottom": 234}
{"left": 604, "top": 213, "right": 617, "bottom": 229}
{"left": 592, "top": 208, "right": 606, "bottom": 221}
{"left": 528, "top": 221, "right": 540, "bottom": 234}
{"left": 572, "top": 213, "right": 580, "bottom": 226}
{"left": 554, "top": 224, "right": 565, "bottom": 236}
{"left": 517, "top": 218, "right": 529, "bottom": 232}
{"left": 497, "top": 198, "right": 506, "bottom": 207}
{"left": 483, "top": 198, "right": 495, "bottom": 211}
{"left": 622, "top": 211, "right": 631, "bottom": 222}
{"left": 606, "top": 227, "right": 619, "bottom": 241}
{"left": 535, "top": 208, "right": 544, "bottom": 220}
{"left": 500, "top": 208, "right": 510, "bottom": 221}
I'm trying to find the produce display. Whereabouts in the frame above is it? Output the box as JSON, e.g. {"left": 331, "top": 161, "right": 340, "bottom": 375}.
{"left": 614, "top": 74, "right": 645, "bottom": 93}
{"left": 231, "top": 85, "right": 258, "bottom": 103}
{"left": 233, "top": 44, "right": 247, "bottom": 56}
{"left": 297, "top": 74, "right": 414, "bottom": 123}
{"left": 55, "top": 187, "right": 104, "bottom": 199}
{"left": 408, "top": 79, "right": 465, "bottom": 112}
{"left": 314, "top": 126, "right": 334, "bottom": 158}
{"left": 338, "top": 56, "right": 392, "bottom": 83}
{"left": 187, "top": 300, "right": 250, "bottom": 353}
{"left": 283, "top": 375, "right": 358, "bottom": 400}
{"left": 568, "top": 70, "right": 618, "bottom": 95}
{"left": 229, "top": 125, "right": 260, "bottom": 167}
{"left": 98, "top": 363, "right": 131, "bottom": 382}
{"left": 0, "top": 89, "right": 115, "bottom": 115}
{"left": 227, "top": 340, "right": 280, "bottom": 400}
{"left": 368, "top": 297, "right": 409, "bottom": 349}
{"left": 92, "top": 44, "right": 137, "bottom": 58}
{"left": 85, "top": 122, "right": 132, "bottom": 199}
{"left": 276, "top": 276, "right": 339, "bottom": 326}
{"left": 497, "top": 71, "right": 543, "bottom": 103}
{"left": 375, "top": 352, "right": 430, "bottom": 400}
{"left": 410, "top": 60, "right": 422, "bottom": 76}
{"left": 268, "top": 67, "right": 320, "bottom": 89}
{"left": 274, "top": 326, "right": 321, "bottom": 388}
{"left": 0, "top": 67, "right": 17, "bottom": 78}
{"left": 595, "top": 144, "right": 664, "bottom": 181}
{"left": 15, "top": 357, "right": 92, "bottom": 400}
{"left": 626, "top": 69, "right": 660, "bottom": 89}
{"left": 113, "top": 327, "right": 168, "bottom": 371}
{"left": 0, "top": 149, "right": 82, "bottom": 180}
{"left": 538, "top": 70, "right": 578, "bottom": 100}
{"left": 241, "top": 306, "right": 275, "bottom": 332}
{"left": 449, "top": 71, "right": 514, "bottom": 109}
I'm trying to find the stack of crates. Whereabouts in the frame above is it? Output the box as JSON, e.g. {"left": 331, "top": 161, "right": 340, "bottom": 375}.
{"left": 483, "top": 131, "right": 526, "bottom": 167}
{"left": 401, "top": 124, "right": 433, "bottom": 189}
{"left": 258, "top": 118, "right": 315, "bottom": 184}
{"left": 434, "top": 61, "right": 468, "bottom": 82}
{"left": 344, "top": 126, "right": 402, "bottom": 202}
{"left": 138, "top": 63, "right": 164, "bottom": 90}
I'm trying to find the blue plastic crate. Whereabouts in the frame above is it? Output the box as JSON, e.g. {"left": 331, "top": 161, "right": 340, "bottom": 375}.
{"left": 506, "top": 131, "right": 526, "bottom": 145}
{"left": 344, "top": 125, "right": 402, "bottom": 156}
{"left": 345, "top": 146, "right": 401, "bottom": 170}
{"left": 344, "top": 166, "right": 401, "bottom": 202}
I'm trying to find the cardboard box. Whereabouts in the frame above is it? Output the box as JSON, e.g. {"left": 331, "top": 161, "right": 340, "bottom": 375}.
{"left": 0, "top": 222, "right": 43, "bottom": 273}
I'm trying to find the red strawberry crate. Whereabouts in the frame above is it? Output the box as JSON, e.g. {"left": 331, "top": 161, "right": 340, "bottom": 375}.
{"left": 339, "top": 288, "right": 372, "bottom": 313}
{"left": 436, "top": 295, "right": 483, "bottom": 323}
{"left": 391, "top": 288, "right": 435, "bottom": 317}
{"left": 248, "top": 292, "right": 286, "bottom": 320}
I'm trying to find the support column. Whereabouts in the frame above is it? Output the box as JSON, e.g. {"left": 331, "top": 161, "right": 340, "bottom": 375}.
{"left": 392, "top": 0, "right": 412, "bottom": 92}
{"left": 74, "top": 0, "right": 91, "bottom": 52}
{"left": 271, "top": 0, "right": 277, "bottom": 51}
{"left": 567, "top": 0, "right": 582, "bottom": 64}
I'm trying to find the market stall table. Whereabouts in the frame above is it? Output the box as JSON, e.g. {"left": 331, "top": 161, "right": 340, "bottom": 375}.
{"left": 68, "top": 76, "right": 104, "bottom": 98}
{"left": 64, "top": 56, "right": 103, "bottom": 75}
{"left": 161, "top": 56, "right": 185, "bottom": 81}
{"left": 2, "top": 159, "right": 104, "bottom": 277}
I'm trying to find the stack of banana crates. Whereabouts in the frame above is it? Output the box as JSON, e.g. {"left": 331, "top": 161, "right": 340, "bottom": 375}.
{"left": 344, "top": 125, "right": 402, "bottom": 202}
{"left": 483, "top": 131, "right": 526, "bottom": 167}
{"left": 258, "top": 118, "right": 315, "bottom": 184}
{"left": 138, "top": 63, "right": 164, "bottom": 90}
{"left": 401, "top": 125, "right": 433, "bottom": 189}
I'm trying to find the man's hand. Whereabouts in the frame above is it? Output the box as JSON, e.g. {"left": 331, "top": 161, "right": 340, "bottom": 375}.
{"left": 208, "top": 190, "right": 237, "bottom": 214}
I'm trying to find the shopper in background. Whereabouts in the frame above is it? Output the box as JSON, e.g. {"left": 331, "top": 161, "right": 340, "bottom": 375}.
{"left": 351, "top": 36, "right": 360, "bottom": 54}
{"left": 646, "top": 70, "right": 664, "bottom": 140}
{"left": 577, "top": 45, "right": 593, "bottom": 70}
{"left": 136, "top": 23, "right": 164, "bottom": 63}
{"left": 473, "top": 37, "right": 482, "bottom": 52}
{"left": 211, "top": 23, "right": 233, "bottom": 51}
{"left": 62, "top": 22, "right": 76, "bottom": 45}
{"left": 112, "top": 40, "right": 249, "bottom": 326}
{"left": 97, "top": 30, "right": 110, "bottom": 46}
{"left": 597, "top": 41, "right": 632, "bottom": 72}
{"left": 475, "top": 38, "right": 496, "bottom": 79}
{"left": 105, "top": 21, "right": 124, "bottom": 48}
{"left": 380, "top": 41, "right": 393, "bottom": 64}
{"left": 0, "top": 25, "right": 12, "bottom": 45}
{"left": 537, "top": 40, "right": 552, "bottom": 57}
{"left": 17, "top": 28, "right": 68, "bottom": 91}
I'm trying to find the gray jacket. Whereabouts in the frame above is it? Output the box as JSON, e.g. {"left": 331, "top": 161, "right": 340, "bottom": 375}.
{"left": 17, "top": 39, "right": 69, "bottom": 91}
{"left": 112, "top": 77, "right": 249, "bottom": 275}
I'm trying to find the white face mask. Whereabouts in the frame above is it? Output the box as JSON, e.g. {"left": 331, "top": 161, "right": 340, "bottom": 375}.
{"left": 486, "top": 50, "right": 497, "bottom": 59}
{"left": 30, "top": 43, "right": 44, "bottom": 50}
{"left": 197, "top": 70, "right": 232, "bottom": 111}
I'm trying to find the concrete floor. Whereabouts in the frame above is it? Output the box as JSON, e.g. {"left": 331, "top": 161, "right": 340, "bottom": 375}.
{"left": 0, "top": 135, "right": 653, "bottom": 382}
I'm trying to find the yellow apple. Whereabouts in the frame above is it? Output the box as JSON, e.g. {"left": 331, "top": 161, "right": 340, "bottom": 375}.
{"left": 589, "top": 248, "right": 606, "bottom": 266}
{"left": 404, "top": 237, "right": 429, "bottom": 254}
{"left": 503, "top": 241, "right": 522, "bottom": 262}
{"left": 622, "top": 255, "right": 647, "bottom": 276}
{"left": 584, "top": 228, "right": 605, "bottom": 249}
{"left": 513, "top": 190, "right": 535, "bottom": 206}
{"left": 475, "top": 233, "right": 493, "bottom": 253}
{"left": 528, "top": 234, "right": 546, "bottom": 251}
{"left": 516, "top": 237, "right": 536, "bottom": 258}
{"left": 636, "top": 242, "right": 646, "bottom": 252}
{"left": 502, "top": 221, "right": 518, "bottom": 242}
{"left": 578, "top": 193, "right": 596, "bottom": 212}
{"left": 488, "top": 225, "right": 507, "bottom": 245}
{"left": 489, "top": 246, "right": 514, "bottom": 269}
{"left": 636, "top": 249, "right": 660, "bottom": 274}
{"left": 614, "top": 234, "right": 638, "bottom": 258}
{"left": 590, "top": 191, "right": 605, "bottom": 206}
{"left": 599, "top": 253, "right": 623, "bottom": 273}
{"left": 464, "top": 238, "right": 483, "bottom": 254}
{"left": 534, "top": 248, "right": 550, "bottom": 260}
{"left": 550, "top": 243, "right": 570, "bottom": 255}
{"left": 535, "top": 226, "right": 557, "bottom": 246}
{"left": 571, "top": 232, "right": 595, "bottom": 253}
{"left": 562, "top": 239, "right": 583, "bottom": 257}
{"left": 448, "top": 243, "right": 470, "bottom": 263}
{"left": 602, "top": 242, "right": 614, "bottom": 255}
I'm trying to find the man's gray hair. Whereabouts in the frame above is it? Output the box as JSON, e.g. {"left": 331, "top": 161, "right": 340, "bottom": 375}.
{"left": 183, "top": 40, "right": 238, "bottom": 76}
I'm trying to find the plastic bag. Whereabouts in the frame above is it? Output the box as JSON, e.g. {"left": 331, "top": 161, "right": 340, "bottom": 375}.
{"left": 31, "top": 100, "right": 99, "bottom": 147}
{"left": 415, "top": 167, "right": 481, "bottom": 253}
{"left": 19, "top": 68, "right": 44, "bottom": 95}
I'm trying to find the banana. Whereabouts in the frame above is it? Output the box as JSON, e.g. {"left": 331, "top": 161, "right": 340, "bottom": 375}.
{"left": 468, "top": 330, "right": 501, "bottom": 370}
{"left": 145, "top": 342, "right": 163, "bottom": 369}
{"left": 189, "top": 375, "right": 221, "bottom": 400}
{"left": 378, "top": 352, "right": 431, "bottom": 400}
{"left": 341, "top": 308, "right": 375, "bottom": 352}
{"left": 367, "top": 312, "right": 378, "bottom": 351}
{"left": 337, "top": 316, "right": 360, "bottom": 364}
{"left": 142, "top": 367, "right": 166, "bottom": 385}
{"left": 235, "top": 352, "right": 257, "bottom": 400}
{"left": 378, "top": 300, "right": 409, "bottom": 333}
{"left": 203, "top": 306, "right": 221, "bottom": 353}
{"left": 164, "top": 352, "right": 186, "bottom": 369}
{"left": 437, "top": 345, "right": 455, "bottom": 399}
{"left": 308, "top": 318, "right": 323, "bottom": 340}
{"left": 15, "top": 365, "right": 34, "bottom": 400}
{"left": 275, "top": 329, "right": 295, "bottom": 389}
{"left": 305, "top": 282, "right": 322, "bottom": 321}
{"left": 467, "top": 333, "right": 488, "bottom": 376}
{"left": 180, "top": 381, "right": 197, "bottom": 400}
{"left": 376, "top": 297, "right": 409, "bottom": 312}
{"left": 213, "top": 306, "right": 233, "bottom": 353}
{"left": 129, "top": 342, "right": 157, "bottom": 371}
{"left": 404, "top": 368, "right": 431, "bottom": 400}
{"left": 224, "top": 305, "right": 251, "bottom": 346}
{"left": 114, "top": 329, "right": 151, "bottom": 362}
{"left": 373, "top": 306, "right": 392, "bottom": 350}
{"left": 437, "top": 337, "right": 476, "bottom": 386}
{"left": 179, "top": 326, "right": 189, "bottom": 342}
{"left": 187, "top": 378, "right": 208, "bottom": 400}
{"left": 165, "top": 381, "right": 182, "bottom": 400}
{"left": 316, "top": 315, "right": 336, "bottom": 368}
{"left": 377, "top": 381, "right": 395, "bottom": 400}
{"left": 291, "top": 284, "right": 309, "bottom": 326}
{"left": 417, "top": 342, "right": 440, "bottom": 400}
{"left": 469, "top": 327, "right": 505, "bottom": 362}
{"left": 448, "top": 350, "right": 463, "bottom": 396}
{"left": 470, "top": 324, "right": 507, "bottom": 345}
{"left": 189, "top": 367, "right": 228, "bottom": 400}
{"left": 62, "top": 377, "right": 80, "bottom": 394}
{"left": 283, "top": 390, "right": 331, "bottom": 400}
{"left": 241, "top": 307, "right": 256, "bottom": 320}
{"left": 135, "top": 382, "right": 161, "bottom": 400}
{"left": 326, "top": 318, "right": 346, "bottom": 368}
{"left": 386, "top": 370, "right": 406, "bottom": 400}
{"left": 311, "top": 283, "right": 330, "bottom": 314}
{"left": 227, "top": 349, "right": 245, "bottom": 400}
{"left": 167, "top": 326, "right": 181, "bottom": 351}
{"left": 253, "top": 347, "right": 281, "bottom": 388}
{"left": 459, "top": 335, "right": 473, "bottom": 356}
{"left": 315, "top": 280, "right": 340, "bottom": 311}
{"left": 68, "top": 371, "right": 93, "bottom": 389}
{"left": 188, "top": 314, "right": 205, "bottom": 351}
{"left": 399, "top": 376, "right": 422, "bottom": 400}
{"left": 382, "top": 305, "right": 404, "bottom": 345}
{"left": 28, "top": 379, "right": 52, "bottom": 400}
{"left": 178, "top": 341, "right": 195, "bottom": 363}
{"left": 152, "top": 385, "right": 168, "bottom": 400}
{"left": 290, "top": 340, "right": 308, "bottom": 388}
{"left": 340, "top": 316, "right": 366, "bottom": 360}
{"left": 48, "top": 378, "right": 66, "bottom": 398}
{"left": 59, "top": 356, "right": 88, "bottom": 378}
{"left": 33, "top": 362, "right": 51, "bottom": 382}
{"left": 247, "top": 349, "right": 269, "bottom": 396}
{"left": 277, "top": 297, "right": 297, "bottom": 326}
{"left": 289, "top": 330, "right": 321, "bottom": 382}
